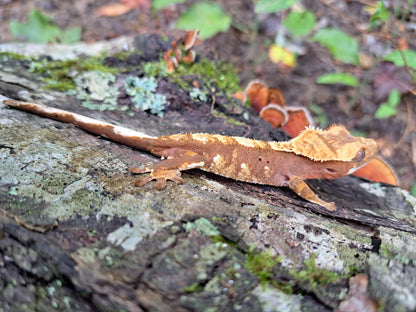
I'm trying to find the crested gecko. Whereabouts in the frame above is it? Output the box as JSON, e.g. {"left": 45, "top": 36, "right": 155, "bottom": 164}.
{"left": 3, "top": 99, "right": 378, "bottom": 211}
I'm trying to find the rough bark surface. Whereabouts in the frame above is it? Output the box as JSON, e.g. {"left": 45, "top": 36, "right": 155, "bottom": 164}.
{"left": 1, "top": 35, "right": 416, "bottom": 312}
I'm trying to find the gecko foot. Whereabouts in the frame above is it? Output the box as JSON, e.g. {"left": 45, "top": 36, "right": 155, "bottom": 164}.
{"left": 289, "top": 176, "right": 337, "bottom": 211}
{"left": 321, "top": 201, "right": 336, "bottom": 212}
{"left": 132, "top": 168, "right": 184, "bottom": 190}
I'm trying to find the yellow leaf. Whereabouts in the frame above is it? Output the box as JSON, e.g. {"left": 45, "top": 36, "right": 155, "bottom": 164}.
{"left": 95, "top": 3, "right": 133, "bottom": 17}
{"left": 363, "top": 5, "right": 377, "bottom": 15}
{"left": 269, "top": 44, "right": 296, "bottom": 67}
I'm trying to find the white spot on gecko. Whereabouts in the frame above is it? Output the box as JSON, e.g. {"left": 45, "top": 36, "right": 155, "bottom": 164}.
{"left": 234, "top": 137, "right": 256, "bottom": 148}
{"left": 213, "top": 154, "right": 222, "bottom": 164}
{"left": 191, "top": 134, "right": 210, "bottom": 143}
{"left": 180, "top": 161, "right": 205, "bottom": 169}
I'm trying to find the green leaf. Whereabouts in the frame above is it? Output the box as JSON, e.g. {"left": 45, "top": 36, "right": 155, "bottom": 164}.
{"left": 316, "top": 72, "right": 358, "bottom": 87}
{"left": 312, "top": 28, "right": 360, "bottom": 65}
{"left": 175, "top": 2, "right": 231, "bottom": 39}
{"left": 369, "top": 1, "right": 389, "bottom": 29}
{"left": 9, "top": 9, "right": 81, "bottom": 44}
{"left": 283, "top": 11, "right": 316, "bottom": 37}
{"left": 255, "top": 0, "right": 301, "bottom": 13}
{"left": 375, "top": 89, "right": 401, "bottom": 119}
{"left": 375, "top": 104, "right": 397, "bottom": 119}
{"left": 410, "top": 185, "right": 416, "bottom": 197}
{"left": 384, "top": 49, "right": 416, "bottom": 71}
{"left": 60, "top": 26, "right": 82, "bottom": 44}
{"left": 152, "top": 0, "right": 185, "bottom": 11}
{"left": 309, "top": 103, "right": 328, "bottom": 129}
{"left": 386, "top": 89, "right": 401, "bottom": 107}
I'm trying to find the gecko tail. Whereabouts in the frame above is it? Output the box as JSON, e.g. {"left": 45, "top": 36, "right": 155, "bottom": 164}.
{"left": 3, "top": 99, "right": 158, "bottom": 151}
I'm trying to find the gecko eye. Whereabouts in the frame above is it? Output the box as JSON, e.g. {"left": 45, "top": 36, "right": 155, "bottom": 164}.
{"left": 354, "top": 149, "right": 365, "bottom": 163}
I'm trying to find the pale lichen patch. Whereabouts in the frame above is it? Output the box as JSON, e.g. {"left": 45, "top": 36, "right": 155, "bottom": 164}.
{"left": 102, "top": 194, "right": 173, "bottom": 250}
{"left": 253, "top": 284, "right": 302, "bottom": 312}
{"left": 359, "top": 182, "right": 386, "bottom": 197}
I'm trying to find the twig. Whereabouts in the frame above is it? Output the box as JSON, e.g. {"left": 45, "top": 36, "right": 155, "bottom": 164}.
{"left": 346, "top": 0, "right": 377, "bottom": 6}
{"left": 394, "top": 97, "right": 416, "bottom": 149}
{"left": 210, "top": 93, "right": 218, "bottom": 117}
{"left": 318, "top": 0, "right": 363, "bottom": 33}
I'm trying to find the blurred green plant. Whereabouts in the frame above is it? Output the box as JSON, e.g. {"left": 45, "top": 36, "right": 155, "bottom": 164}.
{"left": 309, "top": 103, "right": 328, "bottom": 129}
{"left": 245, "top": 246, "right": 283, "bottom": 288}
{"left": 411, "top": 185, "right": 416, "bottom": 197}
{"left": 152, "top": 0, "right": 231, "bottom": 39}
{"left": 316, "top": 72, "right": 359, "bottom": 87}
{"left": 29, "top": 54, "right": 117, "bottom": 91}
{"left": 175, "top": 2, "right": 231, "bottom": 39}
{"left": 255, "top": 0, "right": 300, "bottom": 13}
{"left": 375, "top": 89, "right": 401, "bottom": 119}
{"left": 152, "top": 0, "right": 185, "bottom": 10}
{"left": 289, "top": 253, "right": 348, "bottom": 291}
{"left": 9, "top": 9, "right": 81, "bottom": 44}
{"left": 384, "top": 50, "right": 416, "bottom": 71}
{"left": 369, "top": 1, "right": 389, "bottom": 29}
{"left": 282, "top": 11, "right": 316, "bottom": 38}
{"left": 312, "top": 28, "right": 360, "bottom": 65}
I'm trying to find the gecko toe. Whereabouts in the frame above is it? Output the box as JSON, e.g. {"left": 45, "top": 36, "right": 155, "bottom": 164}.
{"left": 134, "top": 175, "right": 152, "bottom": 187}
{"left": 172, "top": 176, "right": 184, "bottom": 184}
{"left": 154, "top": 179, "right": 167, "bottom": 190}
{"left": 324, "top": 202, "right": 337, "bottom": 211}
{"left": 170, "top": 171, "right": 184, "bottom": 184}
{"left": 129, "top": 166, "right": 150, "bottom": 174}
{"left": 132, "top": 168, "right": 183, "bottom": 190}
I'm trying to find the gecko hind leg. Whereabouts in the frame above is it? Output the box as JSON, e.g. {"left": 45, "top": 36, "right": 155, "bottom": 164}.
{"left": 132, "top": 168, "right": 184, "bottom": 190}
{"left": 288, "top": 176, "right": 336, "bottom": 211}
{"left": 129, "top": 155, "right": 206, "bottom": 190}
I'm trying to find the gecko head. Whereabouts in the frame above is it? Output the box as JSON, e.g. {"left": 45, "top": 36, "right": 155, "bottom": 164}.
{"left": 345, "top": 142, "right": 378, "bottom": 175}
{"left": 315, "top": 125, "right": 379, "bottom": 178}
{"left": 286, "top": 125, "right": 378, "bottom": 179}
{"left": 325, "top": 125, "right": 378, "bottom": 171}
{"left": 290, "top": 125, "right": 378, "bottom": 166}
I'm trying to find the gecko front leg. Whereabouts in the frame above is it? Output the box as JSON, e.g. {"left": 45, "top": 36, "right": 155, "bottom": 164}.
{"left": 129, "top": 153, "right": 206, "bottom": 190}
{"left": 288, "top": 176, "right": 336, "bottom": 211}
{"left": 130, "top": 166, "right": 184, "bottom": 190}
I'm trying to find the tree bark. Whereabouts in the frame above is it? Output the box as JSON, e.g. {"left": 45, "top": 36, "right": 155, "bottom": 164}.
{"left": 1, "top": 35, "right": 415, "bottom": 312}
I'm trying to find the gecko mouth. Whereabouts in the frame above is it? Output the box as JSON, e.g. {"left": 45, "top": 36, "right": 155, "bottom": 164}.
{"left": 325, "top": 168, "right": 336, "bottom": 174}
{"left": 347, "top": 162, "right": 368, "bottom": 175}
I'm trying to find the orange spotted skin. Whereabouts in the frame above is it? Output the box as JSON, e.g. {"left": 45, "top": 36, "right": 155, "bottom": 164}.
{"left": 4, "top": 99, "right": 378, "bottom": 211}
